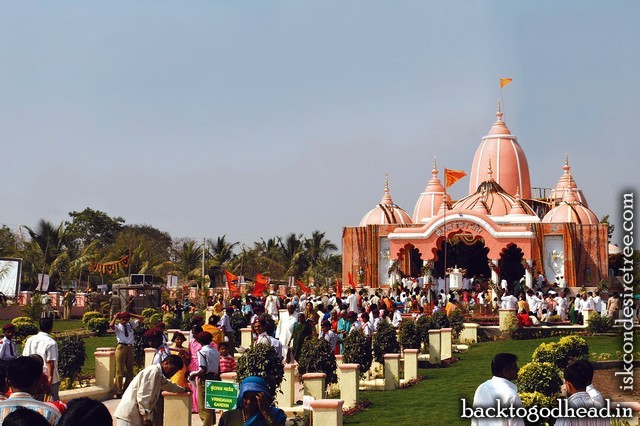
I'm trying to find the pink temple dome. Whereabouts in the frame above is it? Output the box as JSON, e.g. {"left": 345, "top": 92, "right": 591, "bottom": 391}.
{"left": 359, "top": 176, "right": 413, "bottom": 226}
{"left": 454, "top": 160, "right": 536, "bottom": 217}
{"left": 549, "top": 154, "right": 589, "bottom": 207}
{"left": 542, "top": 187, "right": 598, "bottom": 225}
{"left": 468, "top": 105, "right": 532, "bottom": 199}
{"left": 412, "top": 159, "right": 451, "bottom": 223}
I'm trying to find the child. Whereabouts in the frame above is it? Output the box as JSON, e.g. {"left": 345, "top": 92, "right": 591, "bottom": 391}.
{"left": 218, "top": 342, "right": 236, "bottom": 374}
{"left": 169, "top": 332, "right": 190, "bottom": 388}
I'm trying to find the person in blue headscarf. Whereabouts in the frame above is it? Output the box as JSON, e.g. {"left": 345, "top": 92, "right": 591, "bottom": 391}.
{"left": 218, "top": 376, "right": 287, "bottom": 426}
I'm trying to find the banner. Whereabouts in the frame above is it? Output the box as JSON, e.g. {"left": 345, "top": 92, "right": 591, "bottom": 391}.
{"left": 90, "top": 255, "right": 130, "bottom": 275}
{"left": 253, "top": 273, "right": 269, "bottom": 296}
{"left": 295, "top": 278, "right": 311, "bottom": 294}
{"left": 224, "top": 270, "right": 239, "bottom": 293}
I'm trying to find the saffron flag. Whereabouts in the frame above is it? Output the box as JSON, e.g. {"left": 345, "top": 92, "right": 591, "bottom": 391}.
{"left": 295, "top": 279, "right": 311, "bottom": 294}
{"left": 500, "top": 77, "right": 512, "bottom": 88}
{"left": 336, "top": 278, "right": 343, "bottom": 298}
{"left": 253, "top": 273, "right": 269, "bottom": 296}
{"left": 224, "top": 270, "right": 239, "bottom": 293}
{"left": 444, "top": 168, "right": 467, "bottom": 188}
{"left": 348, "top": 271, "right": 357, "bottom": 290}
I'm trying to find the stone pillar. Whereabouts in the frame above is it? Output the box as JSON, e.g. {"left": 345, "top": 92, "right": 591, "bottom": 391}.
{"left": 428, "top": 329, "right": 441, "bottom": 365}
{"left": 220, "top": 372, "right": 237, "bottom": 383}
{"left": 302, "top": 372, "right": 326, "bottom": 400}
{"left": 383, "top": 353, "right": 401, "bottom": 390}
{"left": 338, "top": 364, "right": 359, "bottom": 409}
{"left": 583, "top": 308, "right": 593, "bottom": 327}
{"left": 440, "top": 328, "right": 452, "bottom": 360}
{"left": 460, "top": 323, "right": 479, "bottom": 344}
{"left": 499, "top": 309, "right": 517, "bottom": 332}
{"left": 403, "top": 349, "right": 419, "bottom": 381}
{"left": 335, "top": 354, "right": 344, "bottom": 385}
{"left": 144, "top": 348, "right": 155, "bottom": 368}
{"left": 94, "top": 348, "right": 116, "bottom": 390}
{"left": 335, "top": 354, "right": 344, "bottom": 366}
{"left": 240, "top": 327, "right": 253, "bottom": 348}
{"left": 162, "top": 391, "right": 192, "bottom": 426}
{"left": 18, "top": 291, "right": 32, "bottom": 306}
{"left": 310, "top": 399, "right": 344, "bottom": 426}
{"left": 276, "top": 364, "right": 297, "bottom": 408}
{"left": 490, "top": 259, "right": 499, "bottom": 286}
{"left": 49, "top": 292, "right": 61, "bottom": 307}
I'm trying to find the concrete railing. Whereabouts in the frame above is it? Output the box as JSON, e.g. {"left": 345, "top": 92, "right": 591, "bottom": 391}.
{"left": 440, "top": 327, "right": 452, "bottom": 360}
{"left": 499, "top": 308, "right": 517, "bottom": 332}
{"left": 428, "top": 329, "right": 441, "bottom": 365}
{"left": 302, "top": 372, "right": 326, "bottom": 400}
{"left": 59, "top": 348, "right": 116, "bottom": 402}
{"left": 220, "top": 372, "right": 237, "bottom": 383}
{"left": 162, "top": 390, "right": 192, "bottom": 426}
{"left": 144, "top": 347, "right": 155, "bottom": 367}
{"left": 460, "top": 322, "right": 479, "bottom": 343}
{"left": 383, "top": 353, "right": 400, "bottom": 390}
{"left": 310, "top": 399, "right": 344, "bottom": 425}
{"left": 240, "top": 327, "right": 253, "bottom": 348}
{"left": 403, "top": 349, "right": 419, "bottom": 381}
{"left": 583, "top": 308, "right": 594, "bottom": 327}
{"left": 338, "top": 363, "right": 359, "bottom": 409}
{"left": 276, "top": 363, "right": 297, "bottom": 408}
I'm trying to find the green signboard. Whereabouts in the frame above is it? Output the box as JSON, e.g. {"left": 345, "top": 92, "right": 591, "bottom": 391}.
{"left": 204, "top": 380, "right": 239, "bottom": 410}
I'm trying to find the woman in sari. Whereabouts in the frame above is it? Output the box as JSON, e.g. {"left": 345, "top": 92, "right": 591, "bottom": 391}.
{"left": 218, "top": 376, "right": 286, "bottom": 426}
{"left": 289, "top": 314, "right": 314, "bottom": 362}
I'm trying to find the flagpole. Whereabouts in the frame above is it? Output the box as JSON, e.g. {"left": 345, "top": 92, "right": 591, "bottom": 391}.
{"left": 443, "top": 168, "right": 448, "bottom": 298}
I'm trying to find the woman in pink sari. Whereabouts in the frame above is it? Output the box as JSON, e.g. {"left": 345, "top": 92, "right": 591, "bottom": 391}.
{"left": 189, "top": 321, "right": 204, "bottom": 413}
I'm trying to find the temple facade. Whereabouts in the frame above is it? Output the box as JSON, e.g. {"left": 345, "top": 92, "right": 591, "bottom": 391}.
{"left": 342, "top": 105, "right": 608, "bottom": 291}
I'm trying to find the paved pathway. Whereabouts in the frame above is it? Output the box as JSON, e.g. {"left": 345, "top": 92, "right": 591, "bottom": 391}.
{"left": 103, "top": 398, "right": 205, "bottom": 425}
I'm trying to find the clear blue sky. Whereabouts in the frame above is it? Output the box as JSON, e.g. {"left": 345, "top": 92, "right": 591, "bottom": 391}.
{"left": 1, "top": 1, "right": 638, "bottom": 248}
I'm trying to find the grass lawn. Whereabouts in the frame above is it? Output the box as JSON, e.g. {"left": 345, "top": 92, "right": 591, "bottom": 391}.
{"left": 344, "top": 335, "right": 634, "bottom": 426}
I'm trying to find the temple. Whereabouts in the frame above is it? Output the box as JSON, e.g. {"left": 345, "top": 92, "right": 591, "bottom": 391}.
{"left": 342, "top": 103, "right": 608, "bottom": 292}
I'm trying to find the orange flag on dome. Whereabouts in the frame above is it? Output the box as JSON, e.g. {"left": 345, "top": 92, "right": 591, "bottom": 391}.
{"left": 253, "top": 273, "right": 269, "bottom": 296}
{"left": 444, "top": 168, "right": 467, "bottom": 188}
{"left": 224, "top": 270, "right": 239, "bottom": 293}
{"left": 295, "top": 279, "right": 311, "bottom": 294}
{"left": 500, "top": 77, "right": 512, "bottom": 88}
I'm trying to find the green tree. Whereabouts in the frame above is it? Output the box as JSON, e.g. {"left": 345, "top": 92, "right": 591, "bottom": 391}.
{"left": 65, "top": 207, "right": 125, "bottom": 248}
{"left": 171, "top": 239, "right": 202, "bottom": 281}
{"left": 24, "top": 220, "right": 68, "bottom": 290}
{"left": 0, "top": 225, "right": 18, "bottom": 257}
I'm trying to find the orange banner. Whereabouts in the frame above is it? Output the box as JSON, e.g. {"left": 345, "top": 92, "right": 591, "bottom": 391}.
{"left": 444, "top": 168, "right": 467, "bottom": 188}
{"left": 500, "top": 77, "right": 512, "bottom": 88}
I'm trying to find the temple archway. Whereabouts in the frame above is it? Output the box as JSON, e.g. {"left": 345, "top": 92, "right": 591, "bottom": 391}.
{"left": 433, "top": 232, "right": 490, "bottom": 279}
{"left": 498, "top": 243, "right": 525, "bottom": 293}
{"left": 397, "top": 244, "right": 424, "bottom": 278}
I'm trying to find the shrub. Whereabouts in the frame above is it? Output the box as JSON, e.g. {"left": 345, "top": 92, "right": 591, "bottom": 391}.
{"left": 298, "top": 337, "right": 338, "bottom": 385}
{"left": 342, "top": 329, "right": 373, "bottom": 378}
{"left": 82, "top": 311, "right": 103, "bottom": 325}
{"left": 133, "top": 323, "right": 150, "bottom": 368}
{"left": 11, "top": 317, "right": 38, "bottom": 341}
{"left": 516, "top": 362, "right": 563, "bottom": 396}
{"left": 431, "top": 311, "right": 450, "bottom": 329}
{"left": 231, "top": 311, "right": 248, "bottom": 343}
{"left": 447, "top": 310, "right": 465, "bottom": 338}
{"left": 556, "top": 335, "right": 589, "bottom": 368}
{"left": 236, "top": 343, "right": 285, "bottom": 396}
{"left": 21, "top": 293, "right": 45, "bottom": 321}
{"left": 372, "top": 321, "right": 400, "bottom": 363}
{"left": 86, "top": 317, "right": 109, "bottom": 336}
{"left": 58, "top": 335, "right": 87, "bottom": 386}
{"left": 398, "top": 320, "right": 420, "bottom": 350}
{"left": 415, "top": 315, "right": 437, "bottom": 348}
{"left": 141, "top": 308, "right": 158, "bottom": 318}
{"left": 588, "top": 312, "right": 613, "bottom": 333}
{"left": 531, "top": 342, "right": 559, "bottom": 364}
{"left": 163, "top": 313, "right": 181, "bottom": 329}
{"left": 149, "top": 313, "right": 163, "bottom": 327}
{"left": 519, "top": 391, "right": 558, "bottom": 425}
{"left": 180, "top": 312, "right": 194, "bottom": 331}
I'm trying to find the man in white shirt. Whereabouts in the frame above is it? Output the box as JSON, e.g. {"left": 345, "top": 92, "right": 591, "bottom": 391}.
{"left": 391, "top": 303, "right": 403, "bottom": 329}
{"left": 218, "top": 307, "right": 236, "bottom": 356}
{"left": 114, "top": 355, "right": 187, "bottom": 426}
{"left": 110, "top": 311, "right": 145, "bottom": 397}
{"left": 319, "top": 320, "right": 339, "bottom": 353}
{"left": 0, "top": 324, "right": 18, "bottom": 362}
{"left": 22, "top": 317, "right": 60, "bottom": 401}
{"left": 470, "top": 353, "right": 525, "bottom": 425}
{"left": 593, "top": 291, "right": 602, "bottom": 315}
{"left": 347, "top": 289, "right": 359, "bottom": 313}
{"left": 501, "top": 291, "right": 518, "bottom": 311}
{"left": 555, "top": 293, "right": 568, "bottom": 321}
{"left": 265, "top": 291, "right": 280, "bottom": 320}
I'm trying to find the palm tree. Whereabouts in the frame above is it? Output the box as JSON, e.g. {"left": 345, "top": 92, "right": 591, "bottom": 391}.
{"left": 171, "top": 240, "right": 202, "bottom": 281}
{"left": 304, "top": 230, "right": 338, "bottom": 269}
{"left": 24, "top": 220, "right": 68, "bottom": 290}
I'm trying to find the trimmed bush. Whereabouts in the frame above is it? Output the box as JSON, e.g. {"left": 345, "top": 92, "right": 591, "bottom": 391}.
{"left": 398, "top": 320, "right": 420, "bottom": 350}
{"left": 516, "top": 362, "right": 563, "bottom": 396}
{"left": 588, "top": 312, "right": 613, "bottom": 333}
{"left": 531, "top": 342, "right": 559, "bottom": 364}
{"left": 162, "top": 313, "right": 181, "bottom": 329}
{"left": 58, "top": 335, "right": 87, "bottom": 386}
{"left": 298, "top": 337, "right": 338, "bottom": 385}
{"left": 342, "top": 329, "right": 373, "bottom": 378}
{"left": 86, "top": 317, "right": 109, "bottom": 336}
{"left": 82, "top": 311, "right": 103, "bottom": 325}
{"left": 133, "top": 323, "right": 149, "bottom": 368}
{"left": 519, "top": 391, "right": 558, "bottom": 425}
{"left": 231, "top": 310, "right": 248, "bottom": 343}
{"left": 447, "top": 310, "right": 465, "bottom": 338}
{"left": 372, "top": 321, "right": 400, "bottom": 363}
{"left": 556, "top": 335, "right": 589, "bottom": 368}
{"left": 141, "top": 308, "right": 158, "bottom": 318}
{"left": 415, "top": 315, "right": 437, "bottom": 348}
{"left": 149, "top": 313, "right": 163, "bottom": 327}
{"left": 236, "top": 343, "right": 285, "bottom": 396}
{"left": 11, "top": 317, "right": 38, "bottom": 341}
{"left": 431, "top": 311, "right": 450, "bottom": 329}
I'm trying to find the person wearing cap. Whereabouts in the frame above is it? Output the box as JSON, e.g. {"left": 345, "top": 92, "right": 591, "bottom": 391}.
{"left": 144, "top": 328, "right": 171, "bottom": 366}
{"left": 110, "top": 311, "right": 145, "bottom": 397}
{"left": 0, "top": 324, "right": 18, "bottom": 363}
{"left": 189, "top": 331, "right": 220, "bottom": 426}
{"left": 114, "top": 355, "right": 188, "bottom": 426}
{"left": 155, "top": 321, "right": 168, "bottom": 344}
{"left": 218, "top": 376, "right": 286, "bottom": 426}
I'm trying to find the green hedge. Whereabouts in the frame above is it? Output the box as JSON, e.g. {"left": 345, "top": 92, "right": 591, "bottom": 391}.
{"left": 516, "top": 361, "right": 563, "bottom": 396}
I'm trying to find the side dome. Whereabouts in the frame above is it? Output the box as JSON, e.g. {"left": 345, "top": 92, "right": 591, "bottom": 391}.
{"left": 412, "top": 160, "right": 451, "bottom": 223}
{"left": 548, "top": 154, "right": 589, "bottom": 207}
{"left": 454, "top": 160, "right": 536, "bottom": 217}
{"left": 542, "top": 187, "right": 598, "bottom": 225}
{"left": 468, "top": 105, "right": 532, "bottom": 199}
{"left": 360, "top": 176, "right": 412, "bottom": 226}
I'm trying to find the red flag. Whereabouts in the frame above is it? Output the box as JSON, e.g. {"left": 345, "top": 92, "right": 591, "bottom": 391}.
{"left": 295, "top": 279, "right": 311, "bottom": 294}
{"left": 348, "top": 271, "right": 357, "bottom": 290}
{"left": 253, "top": 273, "right": 269, "bottom": 297}
{"left": 336, "top": 278, "right": 343, "bottom": 298}
{"left": 224, "top": 270, "right": 239, "bottom": 293}
{"left": 444, "top": 168, "right": 467, "bottom": 188}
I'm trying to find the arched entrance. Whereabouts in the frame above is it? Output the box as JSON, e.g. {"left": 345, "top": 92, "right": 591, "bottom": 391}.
{"left": 498, "top": 243, "right": 525, "bottom": 293}
{"left": 433, "top": 233, "right": 490, "bottom": 279}
{"left": 397, "top": 244, "right": 424, "bottom": 278}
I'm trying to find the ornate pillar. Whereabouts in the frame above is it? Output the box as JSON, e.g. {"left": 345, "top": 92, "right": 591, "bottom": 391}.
{"left": 525, "top": 259, "right": 533, "bottom": 288}
{"left": 490, "top": 259, "right": 499, "bottom": 285}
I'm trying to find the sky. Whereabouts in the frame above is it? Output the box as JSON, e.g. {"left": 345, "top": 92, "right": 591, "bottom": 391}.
{"left": 1, "top": 1, "right": 638, "bottom": 250}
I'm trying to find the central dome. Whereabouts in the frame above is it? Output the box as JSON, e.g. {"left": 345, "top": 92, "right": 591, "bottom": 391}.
{"left": 468, "top": 106, "right": 532, "bottom": 199}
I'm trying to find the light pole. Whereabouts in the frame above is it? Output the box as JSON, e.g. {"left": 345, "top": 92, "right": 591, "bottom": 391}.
{"left": 201, "top": 238, "right": 207, "bottom": 293}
